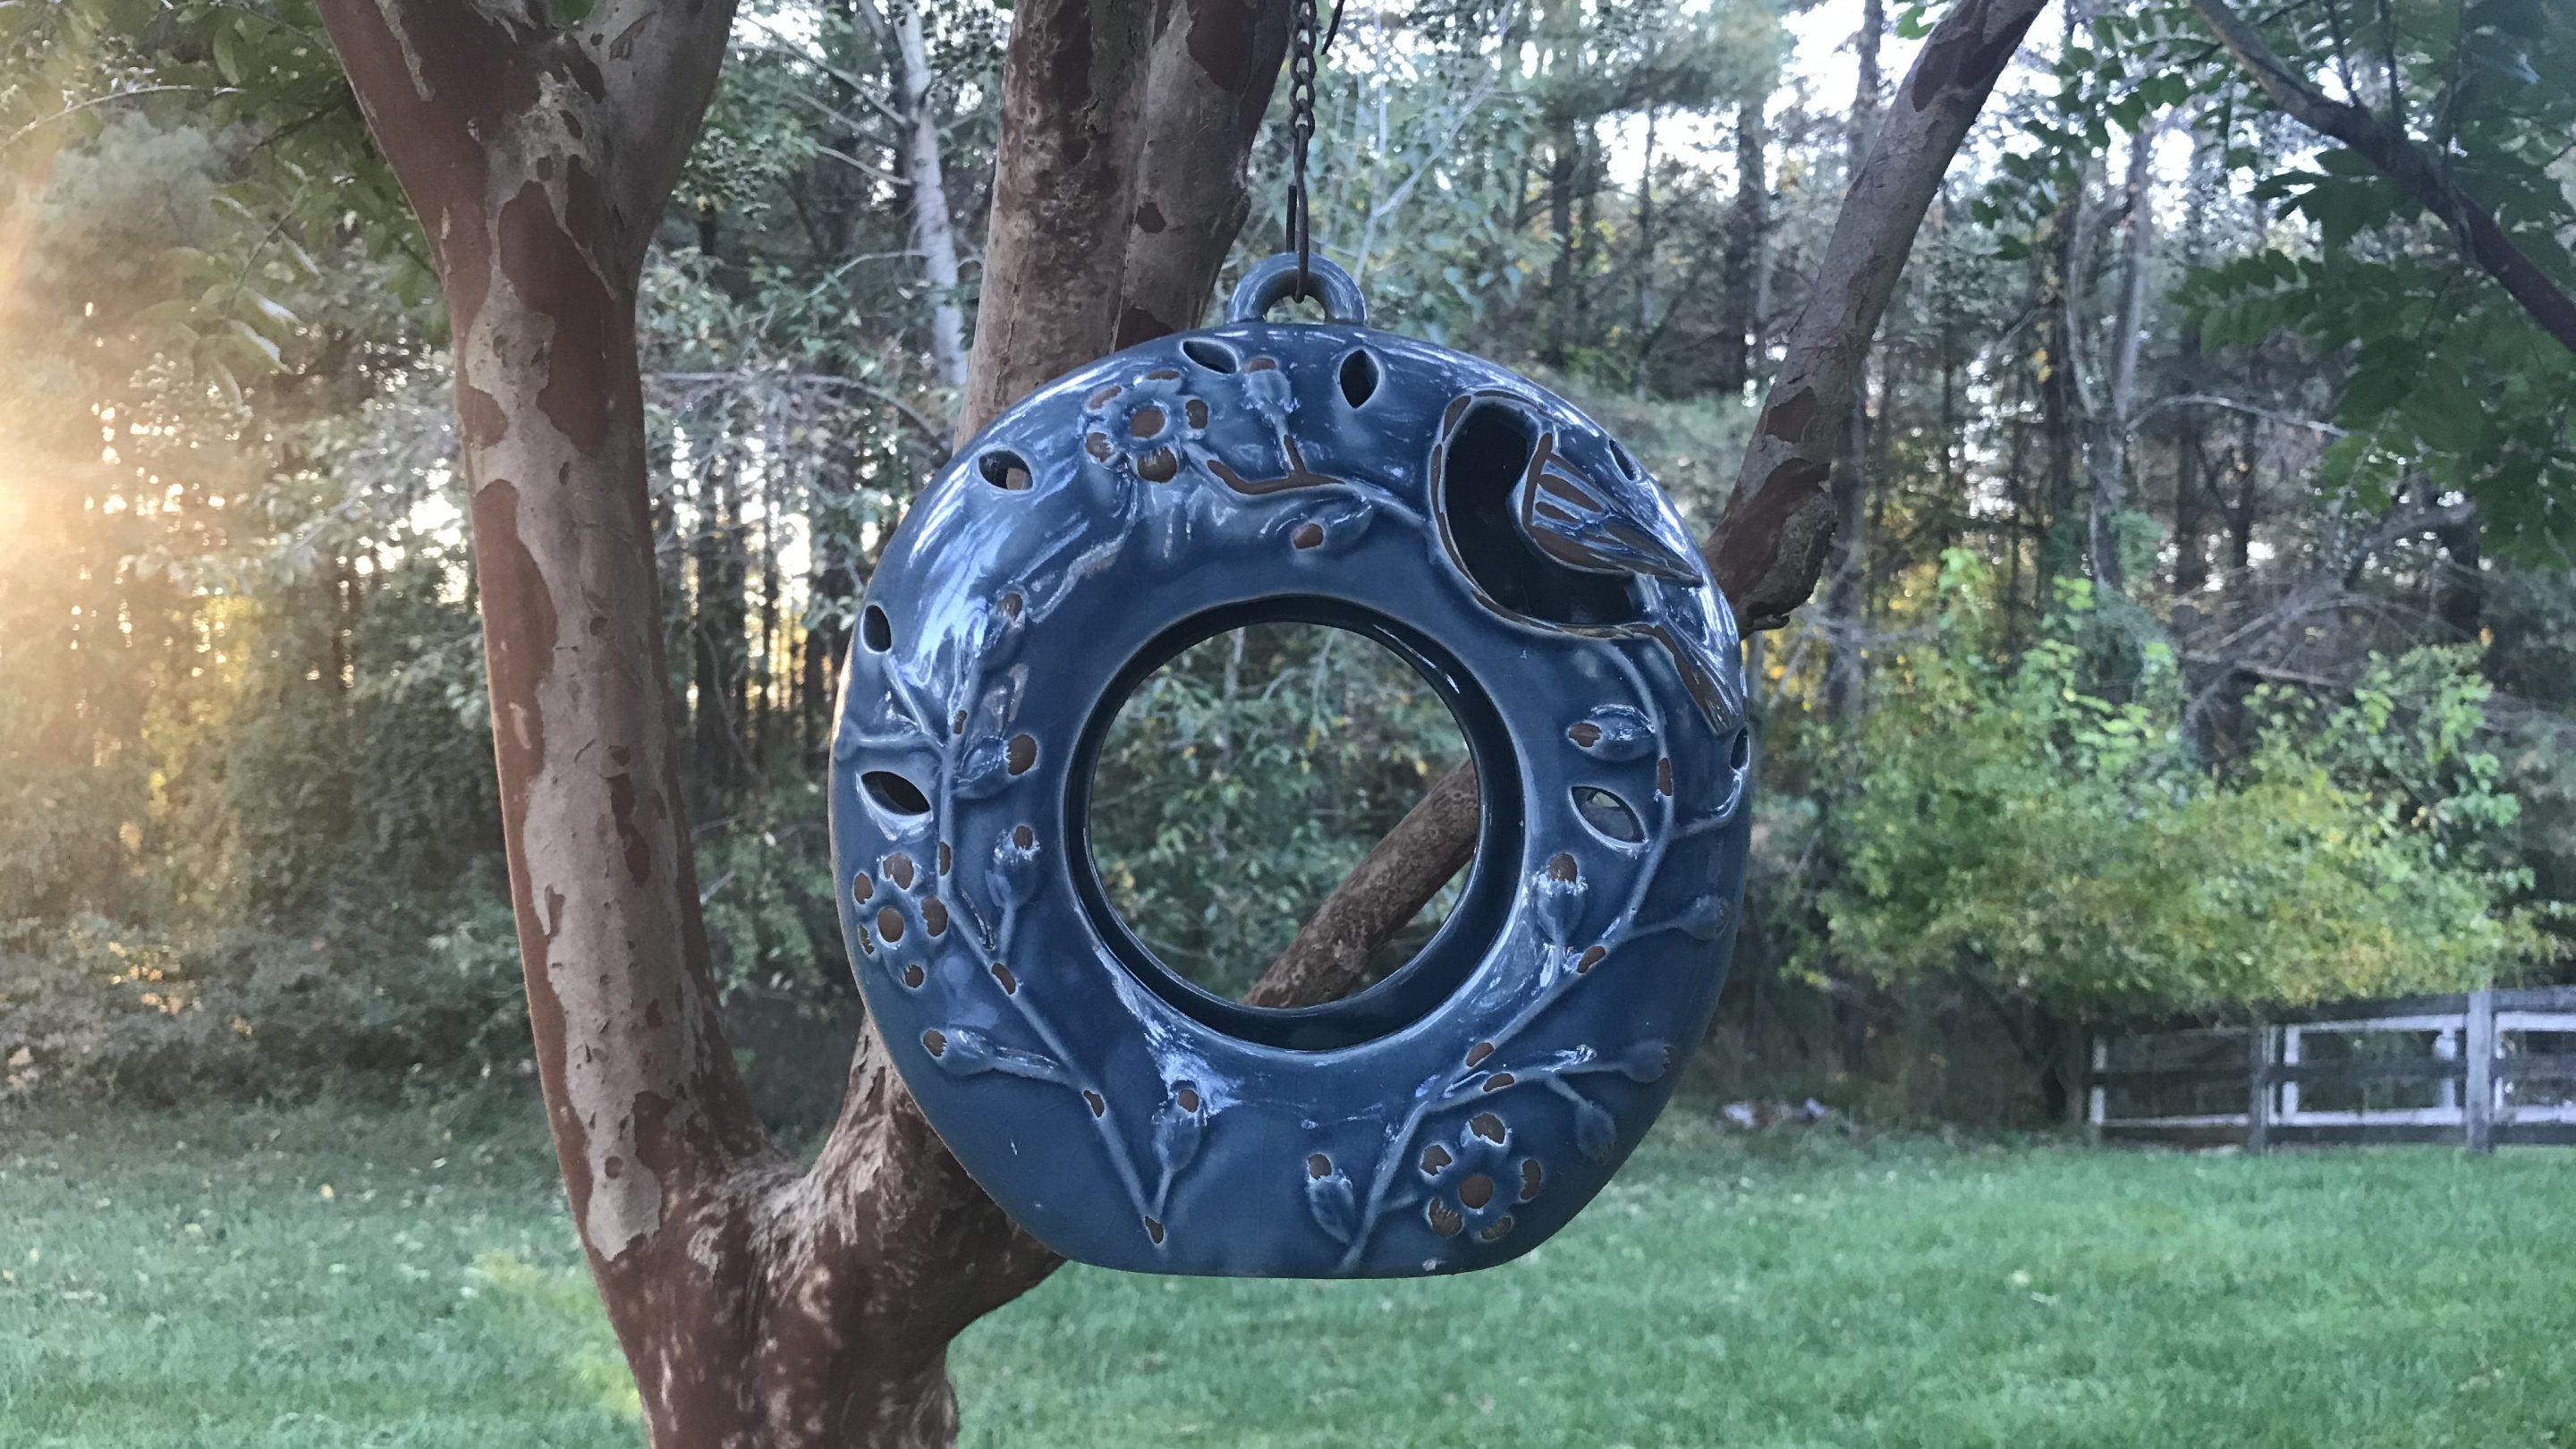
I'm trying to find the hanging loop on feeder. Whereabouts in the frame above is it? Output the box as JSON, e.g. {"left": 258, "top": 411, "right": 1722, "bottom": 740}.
{"left": 1228, "top": 253, "right": 1368, "bottom": 326}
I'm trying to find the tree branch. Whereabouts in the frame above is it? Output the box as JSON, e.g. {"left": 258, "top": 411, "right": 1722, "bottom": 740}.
{"left": 2183, "top": 0, "right": 2576, "bottom": 353}
{"left": 1253, "top": 0, "right": 2052, "bottom": 1004}
{"left": 1707, "top": 0, "right": 2051, "bottom": 630}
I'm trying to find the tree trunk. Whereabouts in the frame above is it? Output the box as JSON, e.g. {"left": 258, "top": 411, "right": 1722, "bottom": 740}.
{"left": 1542, "top": 109, "right": 1580, "bottom": 369}
{"left": 1820, "top": 0, "right": 1885, "bottom": 718}
{"left": 323, "top": 0, "right": 1302, "bottom": 1440}
{"left": 2171, "top": 139, "right": 2211, "bottom": 600}
{"left": 1631, "top": 106, "right": 1657, "bottom": 398}
{"left": 2038, "top": 196, "right": 2081, "bottom": 586}
{"left": 860, "top": 0, "right": 972, "bottom": 392}
{"left": 2085, "top": 117, "right": 2156, "bottom": 595}
{"left": 1716, "top": 92, "right": 1767, "bottom": 395}
{"left": 1114, "top": 0, "right": 1292, "bottom": 346}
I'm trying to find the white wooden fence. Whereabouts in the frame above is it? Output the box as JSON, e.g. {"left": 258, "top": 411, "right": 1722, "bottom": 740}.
{"left": 2088, "top": 987, "right": 2576, "bottom": 1151}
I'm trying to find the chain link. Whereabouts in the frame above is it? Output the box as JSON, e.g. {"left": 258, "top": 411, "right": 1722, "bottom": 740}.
{"left": 1284, "top": 0, "right": 1320, "bottom": 299}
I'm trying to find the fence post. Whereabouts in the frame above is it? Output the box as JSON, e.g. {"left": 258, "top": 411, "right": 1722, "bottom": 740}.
{"left": 2464, "top": 987, "right": 2496, "bottom": 1154}
{"left": 2247, "top": 1019, "right": 2273, "bottom": 1154}
{"left": 2087, "top": 1037, "right": 2106, "bottom": 1139}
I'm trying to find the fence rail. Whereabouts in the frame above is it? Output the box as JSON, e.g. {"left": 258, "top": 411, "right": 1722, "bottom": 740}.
{"left": 2088, "top": 987, "right": 2576, "bottom": 1152}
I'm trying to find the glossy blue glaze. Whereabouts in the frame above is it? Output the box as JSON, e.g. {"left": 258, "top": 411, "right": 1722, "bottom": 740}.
{"left": 831, "top": 258, "right": 1752, "bottom": 1277}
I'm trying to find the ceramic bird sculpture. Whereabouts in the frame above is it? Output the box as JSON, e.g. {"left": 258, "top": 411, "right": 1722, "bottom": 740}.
{"left": 1514, "top": 429, "right": 1704, "bottom": 587}
{"left": 1431, "top": 394, "right": 1738, "bottom": 734}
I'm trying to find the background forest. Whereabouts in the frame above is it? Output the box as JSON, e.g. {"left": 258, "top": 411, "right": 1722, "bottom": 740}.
{"left": 1, "top": 0, "right": 2571, "bottom": 1125}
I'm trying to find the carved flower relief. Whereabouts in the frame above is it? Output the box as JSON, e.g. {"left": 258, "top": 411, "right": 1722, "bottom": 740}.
{"left": 1082, "top": 369, "right": 1212, "bottom": 485}
{"left": 1419, "top": 1110, "right": 1542, "bottom": 1245}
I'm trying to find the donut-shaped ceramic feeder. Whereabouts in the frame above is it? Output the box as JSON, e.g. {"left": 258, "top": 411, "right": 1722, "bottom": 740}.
{"left": 831, "top": 257, "right": 1752, "bottom": 1277}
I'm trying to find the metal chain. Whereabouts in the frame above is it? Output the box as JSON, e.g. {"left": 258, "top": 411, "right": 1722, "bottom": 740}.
{"left": 1284, "top": 0, "right": 1320, "bottom": 299}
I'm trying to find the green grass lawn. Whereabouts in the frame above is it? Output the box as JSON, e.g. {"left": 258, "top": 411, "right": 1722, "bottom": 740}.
{"left": 4, "top": 1101, "right": 2573, "bottom": 1448}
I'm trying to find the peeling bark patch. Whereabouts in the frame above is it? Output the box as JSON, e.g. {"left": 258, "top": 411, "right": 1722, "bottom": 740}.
{"left": 496, "top": 177, "right": 628, "bottom": 452}
{"left": 1708, "top": 456, "right": 1832, "bottom": 609}
{"left": 1760, "top": 387, "right": 1819, "bottom": 443}
{"left": 606, "top": 772, "right": 654, "bottom": 886}
{"left": 606, "top": 13, "right": 650, "bottom": 62}
{"left": 470, "top": 481, "right": 556, "bottom": 793}
{"left": 458, "top": 383, "right": 509, "bottom": 448}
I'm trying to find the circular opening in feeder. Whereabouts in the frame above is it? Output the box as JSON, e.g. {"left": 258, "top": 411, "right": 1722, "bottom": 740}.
{"left": 1070, "top": 600, "right": 1521, "bottom": 1053}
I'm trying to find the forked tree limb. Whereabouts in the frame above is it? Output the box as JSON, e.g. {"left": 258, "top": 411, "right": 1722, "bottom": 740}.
{"left": 321, "top": 0, "right": 2038, "bottom": 1434}
{"left": 2182, "top": 0, "right": 2576, "bottom": 354}
{"left": 1252, "top": 0, "right": 2052, "bottom": 1004}
{"left": 318, "top": 0, "right": 1288, "bottom": 1441}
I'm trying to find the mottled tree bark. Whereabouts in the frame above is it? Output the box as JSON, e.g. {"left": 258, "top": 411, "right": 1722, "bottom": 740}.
{"left": 1267, "top": 0, "right": 2054, "bottom": 1002}
{"left": 1115, "top": 0, "right": 1293, "bottom": 346}
{"left": 317, "top": 0, "right": 1285, "bottom": 1443}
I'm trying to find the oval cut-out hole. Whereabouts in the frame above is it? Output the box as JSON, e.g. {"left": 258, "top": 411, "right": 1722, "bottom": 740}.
{"left": 1182, "top": 338, "right": 1240, "bottom": 374}
{"left": 1729, "top": 730, "right": 1751, "bottom": 771}
{"left": 861, "top": 605, "right": 893, "bottom": 652}
{"left": 978, "top": 450, "right": 1032, "bottom": 491}
{"left": 1338, "top": 348, "right": 1382, "bottom": 408}
{"left": 1608, "top": 440, "right": 1642, "bottom": 480}
{"left": 1572, "top": 785, "right": 1644, "bottom": 844}
{"left": 1439, "top": 400, "right": 1638, "bottom": 626}
{"left": 862, "top": 769, "right": 933, "bottom": 818}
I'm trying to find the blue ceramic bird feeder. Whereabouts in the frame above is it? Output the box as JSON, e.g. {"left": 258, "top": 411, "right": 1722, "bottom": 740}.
{"left": 831, "top": 255, "right": 1752, "bottom": 1278}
